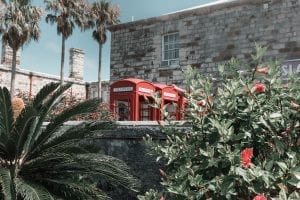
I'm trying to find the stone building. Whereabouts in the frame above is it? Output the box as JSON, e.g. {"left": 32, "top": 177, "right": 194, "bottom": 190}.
{"left": 109, "top": 0, "right": 300, "bottom": 87}
{"left": 0, "top": 44, "right": 110, "bottom": 102}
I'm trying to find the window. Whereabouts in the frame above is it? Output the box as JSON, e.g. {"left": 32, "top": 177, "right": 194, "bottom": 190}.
{"left": 162, "top": 33, "right": 179, "bottom": 66}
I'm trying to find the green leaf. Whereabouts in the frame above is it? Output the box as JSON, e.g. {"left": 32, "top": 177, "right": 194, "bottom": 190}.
{"left": 32, "top": 98, "right": 101, "bottom": 155}
{"left": 220, "top": 176, "right": 235, "bottom": 194}
{"left": 293, "top": 172, "right": 300, "bottom": 180}
{"left": 32, "top": 82, "right": 60, "bottom": 110}
{"left": 279, "top": 189, "right": 287, "bottom": 200}
{"left": 269, "top": 112, "right": 282, "bottom": 118}
{"left": 15, "top": 178, "right": 54, "bottom": 200}
{"left": 287, "top": 178, "right": 300, "bottom": 188}
{"left": 288, "top": 191, "right": 300, "bottom": 200}
{"left": 0, "top": 87, "right": 14, "bottom": 136}
{"left": 0, "top": 168, "right": 15, "bottom": 200}
{"left": 276, "top": 162, "right": 288, "bottom": 172}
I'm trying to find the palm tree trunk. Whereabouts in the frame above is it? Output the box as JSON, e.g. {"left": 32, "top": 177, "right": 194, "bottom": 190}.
{"left": 10, "top": 48, "right": 17, "bottom": 99}
{"left": 98, "top": 43, "right": 102, "bottom": 100}
{"left": 60, "top": 35, "right": 65, "bottom": 85}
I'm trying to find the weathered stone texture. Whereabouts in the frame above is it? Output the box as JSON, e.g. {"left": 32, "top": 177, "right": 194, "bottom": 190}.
{"left": 69, "top": 48, "right": 84, "bottom": 80}
{"left": 1, "top": 44, "right": 21, "bottom": 66}
{"left": 0, "top": 66, "right": 86, "bottom": 99}
{"left": 110, "top": 0, "right": 300, "bottom": 87}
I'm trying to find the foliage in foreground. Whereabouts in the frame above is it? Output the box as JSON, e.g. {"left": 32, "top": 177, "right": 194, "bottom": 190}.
{"left": 0, "top": 82, "right": 138, "bottom": 200}
{"left": 140, "top": 46, "right": 300, "bottom": 200}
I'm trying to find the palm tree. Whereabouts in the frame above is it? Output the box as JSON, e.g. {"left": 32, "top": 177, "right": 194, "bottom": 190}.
{"left": 90, "top": 1, "right": 120, "bottom": 100}
{"left": 0, "top": 83, "right": 138, "bottom": 199}
{"left": 45, "top": 0, "right": 89, "bottom": 85}
{"left": 0, "top": 0, "right": 42, "bottom": 99}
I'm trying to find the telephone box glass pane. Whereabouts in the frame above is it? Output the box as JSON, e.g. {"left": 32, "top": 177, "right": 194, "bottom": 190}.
{"left": 116, "top": 100, "right": 130, "bottom": 121}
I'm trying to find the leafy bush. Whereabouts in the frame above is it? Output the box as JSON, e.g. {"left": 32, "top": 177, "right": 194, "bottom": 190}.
{"left": 140, "top": 46, "right": 300, "bottom": 200}
{"left": 0, "top": 83, "right": 138, "bottom": 200}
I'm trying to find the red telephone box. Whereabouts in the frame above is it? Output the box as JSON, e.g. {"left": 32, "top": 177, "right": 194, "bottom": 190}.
{"left": 110, "top": 78, "right": 156, "bottom": 121}
{"left": 154, "top": 83, "right": 181, "bottom": 120}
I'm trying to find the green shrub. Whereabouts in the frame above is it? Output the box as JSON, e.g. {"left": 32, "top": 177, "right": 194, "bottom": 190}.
{"left": 140, "top": 45, "right": 300, "bottom": 200}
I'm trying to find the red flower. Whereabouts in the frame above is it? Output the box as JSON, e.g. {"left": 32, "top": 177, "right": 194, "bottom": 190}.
{"left": 291, "top": 101, "right": 299, "bottom": 109}
{"left": 256, "top": 67, "right": 269, "bottom": 74}
{"left": 252, "top": 83, "right": 266, "bottom": 93}
{"left": 253, "top": 194, "right": 267, "bottom": 200}
{"left": 241, "top": 148, "right": 253, "bottom": 168}
{"left": 198, "top": 100, "right": 206, "bottom": 107}
{"left": 159, "top": 196, "right": 165, "bottom": 200}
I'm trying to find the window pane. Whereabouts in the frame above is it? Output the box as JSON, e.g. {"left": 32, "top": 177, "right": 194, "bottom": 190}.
{"left": 164, "top": 36, "right": 168, "bottom": 43}
{"left": 164, "top": 51, "right": 169, "bottom": 60}
{"left": 175, "top": 50, "right": 179, "bottom": 58}
{"left": 169, "top": 34, "right": 174, "bottom": 41}
{"left": 175, "top": 33, "right": 179, "bottom": 41}
{"left": 164, "top": 45, "right": 169, "bottom": 50}
{"left": 169, "top": 51, "right": 173, "bottom": 59}
{"left": 169, "top": 44, "right": 174, "bottom": 50}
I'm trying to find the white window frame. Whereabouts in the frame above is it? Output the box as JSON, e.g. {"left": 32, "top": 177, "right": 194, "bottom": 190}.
{"left": 162, "top": 32, "right": 179, "bottom": 66}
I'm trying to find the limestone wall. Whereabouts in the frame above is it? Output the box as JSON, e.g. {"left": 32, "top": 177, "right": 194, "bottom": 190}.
{"left": 0, "top": 65, "right": 87, "bottom": 99}
{"left": 69, "top": 48, "right": 84, "bottom": 80}
{"left": 109, "top": 0, "right": 300, "bottom": 87}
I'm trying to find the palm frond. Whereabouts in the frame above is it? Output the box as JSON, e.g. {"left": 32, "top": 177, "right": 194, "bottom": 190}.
{"left": 45, "top": 14, "right": 58, "bottom": 25}
{"left": 76, "top": 154, "right": 140, "bottom": 192}
{"left": 13, "top": 105, "right": 37, "bottom": 158}
{"left": 22, "top": 83, "right": 72, "bottom": 159}
{"left": 0, "top": 87, "right": 13, "bottom": 137}
{"left": 15, "top": 178, "right": 54, "bottom": 200}
{"left": 24, "top": 122, "right": 115, "bottom": 161}
{"left": 31, "top": 98, "right": 100, "bottom": 156}
{"left": 31, "top": 82, "right": 60, "bottom": 110}
{"left": 37, "top": 178, "right": 108, "bottom": 200}
{"left": 0, "top": 168, "right": 16, "bottom": 200}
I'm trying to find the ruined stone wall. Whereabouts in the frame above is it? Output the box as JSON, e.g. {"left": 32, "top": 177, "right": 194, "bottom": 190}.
{"left": 110, "top": 0, "right": 300, "bottom": 87}
{"left": 0, "top": 66, "right": 87, "bottom": 99}
{"left": 88, "top": 81, "right": 110, "bottom": 102}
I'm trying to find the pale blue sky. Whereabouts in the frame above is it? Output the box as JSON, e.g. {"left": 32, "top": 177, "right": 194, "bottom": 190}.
{"left": 1, "top": 0, "right": 214, "bottom": 81}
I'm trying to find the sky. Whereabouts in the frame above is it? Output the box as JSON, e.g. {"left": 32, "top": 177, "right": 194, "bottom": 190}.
{"left": 1, "top": 0, "right": 215, "bottom": 82}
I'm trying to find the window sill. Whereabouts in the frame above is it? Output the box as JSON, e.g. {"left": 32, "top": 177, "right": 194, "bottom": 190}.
{"left": 159, "top": 65, "right": 180, "bottom": 71}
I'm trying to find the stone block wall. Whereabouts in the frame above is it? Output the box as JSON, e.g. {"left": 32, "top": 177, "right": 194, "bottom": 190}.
{"left": 109, "top": 0, "right": 300, "bottom": 87}
{"left": 88, "top": 81, "right": 110, "bottom": 102}
{"left": 69, "top": 48, "right": 84, "bottom": 80}
{"left": 0, "top": 66, "right": 87, "bottom": 99}
{"left": 1, "top": 44, "right": 21, "bottom": 67}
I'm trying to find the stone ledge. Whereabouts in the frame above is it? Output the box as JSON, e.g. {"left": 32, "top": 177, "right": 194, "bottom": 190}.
{"left": 44, "top": 120, "right": 191, "bottom": 140}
